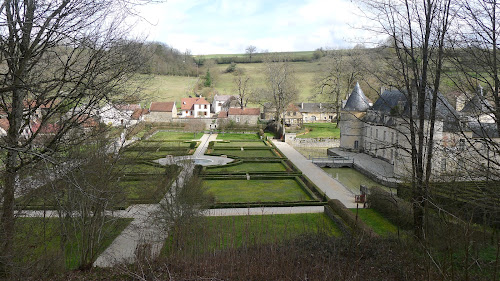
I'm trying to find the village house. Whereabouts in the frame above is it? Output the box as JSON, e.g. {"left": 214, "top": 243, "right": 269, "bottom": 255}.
{"left": 218, "top": 107, "right": 261, "bottom": 126}
{"left": 143, "top": 102, "right": 177, "bottom": 122}
{"left": 212, "top": 94, "right": 234, "bottom": 114}
{"left": 296, "top": 102, "right": 336, "bottom": 123}
{"left": 99, "top": 103, "right": 141, "bottom": 126}
{"left": 262, "top": 103, "right": 303, "bottom": 127}
{"left": 180, "top": 97, "right": 211, "bottom": 118}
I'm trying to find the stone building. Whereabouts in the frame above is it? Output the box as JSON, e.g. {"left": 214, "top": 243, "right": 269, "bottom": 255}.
{"left": 339, "top": 83, "right": 500, "bottom": 180}
{"left": 296, "top": 102, "right": 336, "bottom": 123}
{"left": 143, "top": 102, "right": 177, "bottom": 122}
{"left": 218, "top": 107, "right": 260, "bottom": 126}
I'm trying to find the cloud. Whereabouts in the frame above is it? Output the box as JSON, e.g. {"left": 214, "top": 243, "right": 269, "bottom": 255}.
{"left": 132, "top": 0, "right": 373, "bottom": 54}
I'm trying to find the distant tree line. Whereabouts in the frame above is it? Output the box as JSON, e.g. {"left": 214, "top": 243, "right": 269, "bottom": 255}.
{"left": 140, "top": 42, "right": 198, "bottom": 76}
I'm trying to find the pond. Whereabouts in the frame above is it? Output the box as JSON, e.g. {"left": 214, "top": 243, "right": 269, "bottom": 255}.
{"left": 322, "top": 167, "right": 394, "bottom": 195}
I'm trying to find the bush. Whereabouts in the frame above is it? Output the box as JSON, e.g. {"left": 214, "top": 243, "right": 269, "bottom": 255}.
{"left": 189, "top": 141, "right": 197, "bottom": 149}
{"left": 327, "top": 199, "right": 376, "bottom": 236}
{"left": 368, "top": 186, "right": 413, "bottom": 230}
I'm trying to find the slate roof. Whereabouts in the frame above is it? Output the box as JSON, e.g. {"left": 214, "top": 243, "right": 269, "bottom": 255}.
{"left": 228, "top": 108, "right": 260, "bottom": 116}
{"left": 371, "top": 89, "right": 408, "bottom": 113}
{"left": 461, "top": 91, "right": 493, "bottom": 115}
{"left": 343, "top": 82, "right": 371, "bottom": 112}
{"left": 150, "top": 102, "right": 175, "bottom": 112}
{"left": 469, "top": 122, "right": 499, "bottom": 138}
{"left": 296, "top": 103, "right": 335, "bottom": 113}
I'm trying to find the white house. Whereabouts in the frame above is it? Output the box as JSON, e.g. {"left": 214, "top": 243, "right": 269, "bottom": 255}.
{"left": 212, "top": 94, "right": 234, "bottom": 114}
{"left": 181, "top": 97, "right": 211, "bottom": 118}
{"left": 99, "top": 104, "right": 140, "bottom": 126}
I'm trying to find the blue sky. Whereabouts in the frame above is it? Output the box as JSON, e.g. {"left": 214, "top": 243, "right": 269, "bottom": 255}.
{"left": 134, "top": 0, "right": 373, "bottom": 55}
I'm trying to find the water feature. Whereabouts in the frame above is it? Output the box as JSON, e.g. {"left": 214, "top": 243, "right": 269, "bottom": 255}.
{"left": 193, "top": 158, "right": 213, "bottom": 165}
{"left": 322, "top": 167, "right": 394, "bottom": 194}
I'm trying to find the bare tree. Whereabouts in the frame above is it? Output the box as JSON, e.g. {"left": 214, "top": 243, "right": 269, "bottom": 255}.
{"left": 245, "top": 45, "right": 257, "bottom": 62}
{"left": 262, "top": 54, "right": 299, "bottom": 137}
{"left": 314, "top": 49, "right": 362, "bottom": 125}
{"left": 361, "top": 0, "right": 453, "bottom": 238}
{"left": 0, "top": 0, "right": 147, "bottom": 275}
{"left": 234, "top": 71, "right": 252, "bottom": 109}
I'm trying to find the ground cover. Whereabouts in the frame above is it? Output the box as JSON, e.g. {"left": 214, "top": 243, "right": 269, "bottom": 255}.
{"left": 322, "top": 167, "right": 393, "bottom": 194}
{"left": 204, "top": 178, "right": 312, "bottom": 203}
{"left": 117, "top": 163, "right": 165, "bottom": 174}
{"left": 294, "top": 147, "right": 329, "bottom": 158}
{"left": 211, "top": 148, "right": 277, "bottom": 158}
{"left": 206, "top": 162, "right": 288, "bottom": 173}
{"left": 214, "top": 141, "right": 267, "bottom": 147}
{"left": 15, "top": 217, "right": 132, "bottom": 270}
{"left": 295, "top": 123, "right": 340, "bottom": 139}
{"left": 216, "top": 133, "right": 260, "bottom": 140}
{"left": 118, "top": 178, "right": 169, "bottom": 204}
{"left": 161, "top": 213, "right": 340, "bottom": 257}
{"left": 148, "top": 131, "right": 203, "bottom": 141}
{"left": 121, "top": 150, "right": 187, "bottom": 159}
{"left": 350, "top": 209, "right": 398, "bottom": 236}
{"left": 131, "top": 74, "right": 198, "bottom": 103}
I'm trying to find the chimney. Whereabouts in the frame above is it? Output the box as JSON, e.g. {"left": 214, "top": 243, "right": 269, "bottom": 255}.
{"left": 301, "top": 102, "right": 304, "bottom": 109}
{"left": 381, "top": 86, "right": 385, "bottom": 94}
{"left": 320, "top": 103, "right": 322, "bottom": 109}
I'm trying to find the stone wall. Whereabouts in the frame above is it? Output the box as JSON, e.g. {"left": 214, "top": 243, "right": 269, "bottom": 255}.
{"left": 144, "top": 117, "right": 218, "bottom": 130}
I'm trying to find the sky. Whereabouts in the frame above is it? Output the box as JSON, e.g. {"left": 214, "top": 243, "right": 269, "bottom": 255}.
{"left": 133, "top": 0, "right": 374, "bottom": 55}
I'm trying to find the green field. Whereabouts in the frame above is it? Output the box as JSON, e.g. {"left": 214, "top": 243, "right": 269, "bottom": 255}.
{"left": 15, "top": 217, "right": 131, "bottom": 270}
{"left": 149, "top": 131, "right": 203, "bottom": 141}
{"left": 214, "top": 141, "right": 267, "bottom": 147}
{"left": 204, "top": 179, "right": 312, "bottom": 203}
{"left": 296, "top": 123, "right": 340, "bottom": 139}
{"left": 322, "top": 167, "right": 392, "bottom": 194}
{"left": 212, "top": 148, "right": 276, "bottom": 158}
{"left": 132, "top": 74, "right": 199, "bottom": 104}
{"left": 162, "top": 213, "right": 340, "bottom": 257}
{"left": 216, "top": 133, "right": 260, "bottom": 140}
{"left": 207, "top": 162, "right": 287, "bottom": 172}
{"left": 117, "top": 163, "right": 165, "bottom": 174}
{"left": 350, "top": 209, "right": 398, "bottom": 236}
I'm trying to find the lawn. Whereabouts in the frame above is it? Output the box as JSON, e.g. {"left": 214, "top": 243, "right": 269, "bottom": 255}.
{"left": 204, "top": 179, "right": 312, "bottom": 203}
{"left": 296, "top": 123, "right": 340, "bottom": 139}
{"left": 121, "top": 150, "right": 188, "bottom": 159}
{"left": 131, "top": 141, "right": 192, "bottom": 148}
{"left": 207, "top": 162, "right": 288, "bottom": 172}
{"left": 117, "top": 163, "right": 165, "bottom": 174}
{"left": 214, "top": 141, "right": 267, "bottom": 147}
{"left": 350, "top": 209, "right": 398, "bottom": 236}
{"left": 322, "top": 167, "right": 393, "bottom": 194}
{"left": 15, "top": 217, "right": 132, "bottom": 270}
{"left": 162, "top": 213, "right": 341, "bottom": 257}
{"left": 212, "top": 148, "right": 277, "bottom": 158}
{"left": 149, "top": 131, "right": 203, "bottom": 141}
{"left": 216, "top": 133, "right": 260, "bottom": 140}
{"left": 119, "top": 179, "right": 169, "bottom": 203}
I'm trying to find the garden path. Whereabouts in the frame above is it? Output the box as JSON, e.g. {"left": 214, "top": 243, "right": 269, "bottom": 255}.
{"left": 272, "top": 140, "right": 357, "bottom": 208}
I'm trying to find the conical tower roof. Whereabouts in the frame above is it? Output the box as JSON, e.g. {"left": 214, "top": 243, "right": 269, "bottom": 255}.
{"left": 343, "top": 82, "right": 371, "bottom": 112}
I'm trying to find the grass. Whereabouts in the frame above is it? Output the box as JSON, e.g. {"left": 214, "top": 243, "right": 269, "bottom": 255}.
{"left": 119, "top": 179, "right": 168, "bottom": 203}
{"left": 15, "top": 217, "right": 132, "bottom": 270}
{"left": 350, "top": 209, "right": 398, "bottom": 236}
{"left": 216, "top": 133, "right": 260, "bottom": 140}
{"left": 207, "top": 162, "right": 288, "bottom": 172}
{"left": 148, "top": 131, "right": 203, "bottom": 141}
{"left": 161, "top": 213, "right": 341, "bottom": 257}
{"left": 117, "top": 163, "right": 165, "bottom": 174}
{"left": 214, "top": 141, "right": 267, "bottom": 147}
{"left": 294, "top": 147, "right": 329, "bottom": 158}
{"left": 204, "top": 178, "right": 312, "bottom": 203}
{"left": 295, "top": 123, "right": 340, "bottom": 139}
{"left": 131, "top": 74, "right": 199, "bottom": 104}
{"left": 121, "top": 150, "right": 188, "bottom": 159}
{"left": 212, "top": 148, "right": 277, "bottom": 158}
{"left": 322, "top": 167, "right": 393, "bottom": 194}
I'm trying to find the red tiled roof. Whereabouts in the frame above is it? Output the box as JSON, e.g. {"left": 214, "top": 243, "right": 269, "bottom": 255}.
{"left": 150, "top": 102, "right": 175, "bottom": 112}
{"left": 218, "top": 111, "right": 228, "bottom": 118}
{"left": 0, "top": 119, "right": 9, "bottom": 131}
{"left": 228, "top": 108, "right": 260, "bottom": 116}
{"left": 131, "top": 108, "right": 149, "bottom": 120}
{"left": 181, "top": 97, "right": 209, "bottom": 110}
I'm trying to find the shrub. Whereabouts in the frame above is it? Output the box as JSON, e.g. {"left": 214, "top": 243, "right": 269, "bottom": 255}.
{"left": 189, "top": 141, "right": 197, "bottom": 149}
{"left": 327, "top": 199, "right": 376, "bottom": 236}
{"left": 368, "top": 186, "right": 413, "bottom": 230}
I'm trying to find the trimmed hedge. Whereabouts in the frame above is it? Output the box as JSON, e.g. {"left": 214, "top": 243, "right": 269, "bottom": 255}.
{"left": 368, "top": 186, "right": 413, "bottom": 230}
{"left": 210, "top": 201, "right": 326, "bottom": 209}
{"left": 328, "top": 199, "right": 377, "bottom": 236}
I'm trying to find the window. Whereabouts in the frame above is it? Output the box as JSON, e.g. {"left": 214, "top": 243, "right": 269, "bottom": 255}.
{"left": 354, "top": 140, "right": 359, "bottom": 149}
{"left": 185, "top": 111, "right": 188, "bottom": 114}
{"left": 204, "top": 105, "right": 207, "bottom": 109}
{"left": 383, "top": 131, "right": 386, "bottom": 141}
{"left": 329, "top": 115, "right": 333, "bottom": 119}
{"left": 236, "top": 117, "right": 240, "bottom": 122}
{"left": 391, "top": 132, "right": 394, "bottom": 143}
{"left": 370, "top": 128, "right": 373, "bottom": 137}
{"left": 376, "top": 129, "right": 378, "bottom": 139}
